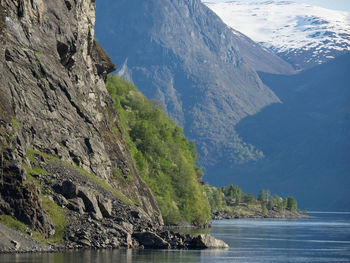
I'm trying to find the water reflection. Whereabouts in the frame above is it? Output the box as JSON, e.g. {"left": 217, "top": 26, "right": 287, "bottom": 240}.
{"left": 0, "top": 249, "right": 229, "bottom": 263}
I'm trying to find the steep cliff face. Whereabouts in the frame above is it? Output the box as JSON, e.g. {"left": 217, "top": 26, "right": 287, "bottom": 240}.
{"left": 95, "top": 0, "right": 280, "bottom": 166}
{"left": 0, "top": 0, "right": 163, "bottom": 241}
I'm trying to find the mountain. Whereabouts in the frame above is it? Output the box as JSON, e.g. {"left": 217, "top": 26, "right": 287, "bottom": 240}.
{"left": 207, "top": 53, "right": 350, "bottom": 211}
{"left": 95, "top": 0, "right": 294, "bottom": 166}
{"left": 0, "top": 0, "right": 220, "bottom": 252}
{"left": 205, "top": 1, "right": 350, "bottom": 70}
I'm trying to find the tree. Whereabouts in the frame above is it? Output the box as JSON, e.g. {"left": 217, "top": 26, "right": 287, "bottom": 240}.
{"left": 267, "top": 200, "right": 274, "bottom": 210}
{"left": 283, "top": 198, "right": 288, "bottom": 210}
{"left": 246, "top": 193, "right": 255, "bottom": 204}
{"left": 235, "top": 190, "right": 241, "bottom": 205}
{"left": 261, "top": 202, "right": 267, "bottom": 215}
{"left": 276, "top": 197, "right": 284, "bottom": 212}
{"left": 211, "top": 189, "right": 224, "bottom": 210}
{"left": 258, "top": 189, "right": 266, "bottom": 202}
{"left": 287, "top": 196, "right": 297, "bottom": 211}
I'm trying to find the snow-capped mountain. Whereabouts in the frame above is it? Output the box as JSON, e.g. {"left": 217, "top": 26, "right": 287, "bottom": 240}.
{"left": 205, "top": 1, "right": 350, "bottom": 70}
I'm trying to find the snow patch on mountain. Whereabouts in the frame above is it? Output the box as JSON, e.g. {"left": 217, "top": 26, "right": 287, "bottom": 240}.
{"left": 205, "top": 1, "right": 350, "bottom": 69}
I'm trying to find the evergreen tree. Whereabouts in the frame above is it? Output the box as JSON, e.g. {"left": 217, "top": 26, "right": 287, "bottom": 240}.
{"left": 267, "top": 200, "right": 274, "bottom": 210}
{"left": 287, "top": 196, "right": 298, "bottom": 211}
{"left": 261, "top": 202, "right": 267, "bottom": 215}
{"left": 258, "top": 189, "right": 266, "bottom": 202}
{"left": 275, "top": 196, "right": 284, "bottom": 212}
{"left": 246, "top": 193, "right": 255, "bottom": 204}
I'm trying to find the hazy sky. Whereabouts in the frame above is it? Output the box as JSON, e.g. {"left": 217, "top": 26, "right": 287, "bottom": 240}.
{"left": 203, "top": 0, "right": 350, "bottom": 12}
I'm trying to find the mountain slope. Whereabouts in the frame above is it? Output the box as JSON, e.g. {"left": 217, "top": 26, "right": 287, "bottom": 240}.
{"left": 206, "top": 1, "right": 350, "bottom": 70}
{"left": 228, "top": 28, "right": 295, "bottom": 75}
{"left": 207, "top": 53, "right": 350, "bottom": 211}
{"left": 95, "top": 0, "right": 285, "bottom": 166}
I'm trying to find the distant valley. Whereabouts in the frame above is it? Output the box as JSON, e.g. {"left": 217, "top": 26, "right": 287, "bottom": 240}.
{"left": 209, "top": 53, "right": 350, "bottom": 211}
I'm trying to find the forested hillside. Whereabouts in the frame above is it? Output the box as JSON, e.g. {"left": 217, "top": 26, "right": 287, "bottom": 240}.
{"left": 106, "top": 75, "right": 211, "bottom": 226}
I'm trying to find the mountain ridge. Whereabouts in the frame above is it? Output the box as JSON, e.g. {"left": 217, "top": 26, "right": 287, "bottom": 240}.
{"left": 205, "top": 1, "right": 350, "bottom": 70}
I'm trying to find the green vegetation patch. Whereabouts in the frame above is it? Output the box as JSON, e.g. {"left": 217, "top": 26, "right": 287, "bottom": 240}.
{"left": 0, "top": 215, "right": 51, "bottom": 244}
{"left": 112, "top": 167, "right": 133, "bottom": 184}
{"left": 0, "top": 215, "right": 30, "bottom": 233}
{"left": 11, "top": 117, "right": 21, "bottom": 132}
{"left": 22, "top": 153, "right": 67, "bottom": 243}
{"left": 41, "top": 197, "right": 66, "bottom": 243}
{"left": 65, "top": 162, "right": 134, "bottom": 206}
{"left": 1, "top": 196, "right": 68, "bottom": 244}
{"left": 205, "top": 184, "right": 299, "bottom": 216}
{"left": 106, "top": 75, "right": 211, "bottom": 226}
{"left": 25, "top": 149, "right": 134, "bottom": 206}
{"left": 26, "top": 149, "right": 58, "bottom": 165}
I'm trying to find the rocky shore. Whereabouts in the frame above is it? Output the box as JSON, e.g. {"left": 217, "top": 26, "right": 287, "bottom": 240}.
{"left": 0, "top": 225, "right": 228, "bottom": 253}
{"left": 0, "top": 227, "right": 228, "bottom": 253}
{"left": 0, "top": 155, "right": 228, "bottom": 253}
{"left": 0, "top": 224, "right": 53, "bottom": 253}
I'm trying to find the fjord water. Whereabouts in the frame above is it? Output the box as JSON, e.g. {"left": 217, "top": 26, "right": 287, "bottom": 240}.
{"left": 1, "top": 212, "right": 349, "bottom": 263}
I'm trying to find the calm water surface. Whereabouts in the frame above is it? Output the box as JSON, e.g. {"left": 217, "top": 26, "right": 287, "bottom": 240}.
{"left": 1, "top": 212, "right": 349, "bottom": 263}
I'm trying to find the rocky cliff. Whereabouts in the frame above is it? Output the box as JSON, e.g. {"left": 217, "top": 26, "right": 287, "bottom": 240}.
{"left": 95, "top": 0, "right": 281, "bottom": 166}
{"left": 0, "top": 0, "right": 172, "bottom": 250}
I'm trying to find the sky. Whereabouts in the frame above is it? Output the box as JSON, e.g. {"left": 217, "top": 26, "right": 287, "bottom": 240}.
{"left": 203, "top": 0, "right": 350, "bottom": 12}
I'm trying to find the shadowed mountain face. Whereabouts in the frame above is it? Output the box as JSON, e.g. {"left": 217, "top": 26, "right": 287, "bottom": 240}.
{"left": 207, "top": 53, "right": 350, "bottom": 211}
{"left": 95, "top": 0, "right": 287, "bottom": 166}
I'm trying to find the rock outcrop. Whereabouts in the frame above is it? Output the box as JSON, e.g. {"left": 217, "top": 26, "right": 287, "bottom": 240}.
{"left": 190, "top": 234, "right": 229, "bottom": 249}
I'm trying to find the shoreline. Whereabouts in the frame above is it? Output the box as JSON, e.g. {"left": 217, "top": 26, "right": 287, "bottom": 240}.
{"left": 1, "top": 214, "right": 312, "bottom": 254}
{"left": 211, "top": 211, "right": 312, "bottom": 220}
{"left": 0, "top": 223, "right": 227, "bottom": 254}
